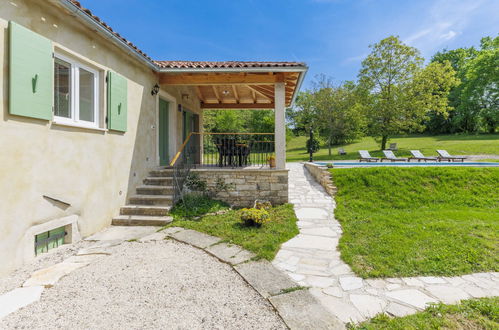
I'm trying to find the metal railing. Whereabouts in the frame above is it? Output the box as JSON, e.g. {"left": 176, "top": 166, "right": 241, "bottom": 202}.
{"left": 169, "top": 132, "right": 200, "bottom": 203}
{"left": 169, "top": 132, "right": 275, "bottom": 204}
{"left": 200, "top": 133, "right": 275, "bottom": 168}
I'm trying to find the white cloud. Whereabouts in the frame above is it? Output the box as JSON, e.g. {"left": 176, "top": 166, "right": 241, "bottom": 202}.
{"left": 440, "top": 30, "right": 458, "bottom": 40}
{"left": 402, "top": 0, "right": 485, "bottom": 54}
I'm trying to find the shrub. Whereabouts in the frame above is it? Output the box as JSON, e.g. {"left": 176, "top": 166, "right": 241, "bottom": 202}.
{"left": 170, "top": 194, "right": 229, "bottom": 220}
{"left": 240, "top": 208, "right": 270, "bottom": 227}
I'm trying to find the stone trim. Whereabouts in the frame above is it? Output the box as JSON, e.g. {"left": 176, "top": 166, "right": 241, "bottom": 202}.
{"left": 164, "top": 226, "right": 344, "bottom": 329}
{"left": 304, "top": 162, "right": 337, "bottom": 196}
{"left": 191, "top": 168, "right": 289, "bottom": 208}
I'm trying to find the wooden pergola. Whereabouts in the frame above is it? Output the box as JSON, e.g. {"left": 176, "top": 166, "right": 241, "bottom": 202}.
{"left": 156, "top": 61, "right": 308, "bottom": 168}
{"left": 159, "top": 72, "right": 301, "bottom": 109}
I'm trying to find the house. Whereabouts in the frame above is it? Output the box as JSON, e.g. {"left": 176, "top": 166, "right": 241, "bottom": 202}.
{"left": 0, "top": 0, "right": 307, "bottom": 275}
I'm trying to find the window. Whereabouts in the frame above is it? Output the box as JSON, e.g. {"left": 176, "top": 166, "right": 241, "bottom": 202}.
{"left": 53, "top": 54, "right": 99, "bottom": 127}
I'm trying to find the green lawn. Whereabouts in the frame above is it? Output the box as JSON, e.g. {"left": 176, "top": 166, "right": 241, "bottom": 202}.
{"left": 332, "top": 167, "right": 499, "bottom": 278}
{"left": 351, "top": 297, "right": 499, "bottom": 330}
{"left": 286, "top": 134, "right": 499, "bottom": 162}
{"left": 166, "top": 195, "right": 299, "bottom": 260}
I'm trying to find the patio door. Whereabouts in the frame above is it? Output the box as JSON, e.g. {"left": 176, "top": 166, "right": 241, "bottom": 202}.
{"left": 158, "top": 98, "right": 169, "bottom": 166}
{"left": 183, "top": 110, "right": 200, "bottom": 163}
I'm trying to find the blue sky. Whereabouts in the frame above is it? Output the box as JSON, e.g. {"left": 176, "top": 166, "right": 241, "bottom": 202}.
{"left": 81, "top": 0, "right": 499, "bottom": 88}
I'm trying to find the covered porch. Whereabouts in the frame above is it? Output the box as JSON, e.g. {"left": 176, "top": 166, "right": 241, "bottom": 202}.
{"left": 157, "top": 61, "right": 308, "bottom": 170}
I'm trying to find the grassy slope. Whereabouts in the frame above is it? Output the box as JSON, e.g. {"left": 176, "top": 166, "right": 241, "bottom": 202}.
{"left": 332, "top": 167, "right": 499, "bottom": 278}
{"left": 167, "top": 200, "right": 299, "bottom": 260}
{"left": 352, "top": 297, "right": 499, "bottom": 330}
{"left": 286, "top": 134, "right": 499, "bottom": 161}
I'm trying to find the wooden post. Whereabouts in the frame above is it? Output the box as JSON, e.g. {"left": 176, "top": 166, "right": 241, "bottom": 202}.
{"left": 274, "top": 82, "right": 286, "bottom": 169}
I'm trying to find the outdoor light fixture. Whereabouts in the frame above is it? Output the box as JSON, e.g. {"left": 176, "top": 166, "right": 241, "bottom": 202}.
{"left": 222, "top": 90, "right": 230, "bottom": 95}
{"left": 151, "top": 83, "right": 160, "bottom": 96}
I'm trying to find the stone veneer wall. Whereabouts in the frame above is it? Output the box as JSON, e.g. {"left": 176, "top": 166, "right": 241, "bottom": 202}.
{"left": 303, "top": 163, "right": 337, "bottom": 196}
{"left": 191, "top": 169, "right": 289, "bottom": 208}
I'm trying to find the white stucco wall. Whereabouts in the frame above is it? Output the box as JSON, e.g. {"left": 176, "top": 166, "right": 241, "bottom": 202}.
{"left": 0, "top": 0, "right": 201, "bottom": 275}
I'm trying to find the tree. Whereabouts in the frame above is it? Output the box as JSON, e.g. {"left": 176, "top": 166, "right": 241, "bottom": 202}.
{"left": 459, "top": 36, "right": 499, "bottom": 133}
{"left": 359, "top": 36, "right": 458, "bottom": 149}
{"left": 312, "top": 76, "right": 365, "bottom": 155}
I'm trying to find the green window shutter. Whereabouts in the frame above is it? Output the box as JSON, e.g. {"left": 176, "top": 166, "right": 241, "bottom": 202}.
{"left": 9, "top": 21, "right": 53, "bottom": 120}
{"left": 107, "top": 71, "right": 128, "bottom": 132}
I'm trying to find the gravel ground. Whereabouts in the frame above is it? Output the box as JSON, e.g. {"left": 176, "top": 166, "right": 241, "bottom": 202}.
{"left": 1, "top": 240, "right": 286, "bottom": 330}
{"left": 0, "top": 240, "right": 91, "bottom": 296}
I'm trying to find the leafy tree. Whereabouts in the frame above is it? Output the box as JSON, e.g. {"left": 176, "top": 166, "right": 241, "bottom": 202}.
{"left": 460, "top": 36, "right": 499, "bottom": 133}
{"left": 358, "top": 36, "right": 459, "bottom": 149}
{"left": 312, "top": 75, "right": 365, "bottom": 155}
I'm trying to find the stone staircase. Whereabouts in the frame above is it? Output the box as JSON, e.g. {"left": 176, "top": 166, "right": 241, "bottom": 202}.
{"left": 112, "top": 167, "right": 175, "bottom": 226}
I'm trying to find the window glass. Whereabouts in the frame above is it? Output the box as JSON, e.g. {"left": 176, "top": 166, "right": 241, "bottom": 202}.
{"left": 54, "top": 58, "right": 71, "bottom": 118}
{"left": 78, "top": 68, "right": 95, "bottom": 122}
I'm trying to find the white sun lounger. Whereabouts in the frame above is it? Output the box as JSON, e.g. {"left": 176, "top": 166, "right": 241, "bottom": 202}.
{"left": 358, "top": 150, "right": 379, "bottom": 162}
{"left": 437, "top": 150, "right": 466, "bottom": 162}
{"left": 409, "top": 150, "right": 438, "bottom": 162}
{"left": 381, "top": 150, "right": 407, "bottom": 162}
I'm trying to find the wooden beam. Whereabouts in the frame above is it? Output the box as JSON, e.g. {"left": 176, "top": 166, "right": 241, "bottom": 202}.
{"left": 246, "top": 85, "right": 272, "bottom": 101}
{"left": 201, "top": 102, "right": 275, "bottom": 109}
{"left": 248, "top": 85, "right": 274, "bottom": 100}
{"left": 232, "top": 85, "right": 239, "bottom": 103}
{"left": 251, "top": 89, "right": 256, "bottom": 102}
{"left": 212, "top": 86, "right": 220, "bottom": 103}
{"left": 195, "top": 86, "right": 204, "bottom": 102}
{"left": 160, "top": 73, "right": 280, "bottom": 85}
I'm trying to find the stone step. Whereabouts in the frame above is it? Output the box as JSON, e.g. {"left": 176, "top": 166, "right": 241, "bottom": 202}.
{"left": 128, "top": 195, "right": 173, "bottom": 206}
{"left": 143, "top": 176, "right": 174, "bottom": 186}
{"left": 149, "top": 169, "right": 174, "bottom": 177}
{"left": 136, "top": 185, "right": 174, "bottom": 195}
{"left": 120, "top": 205, "right": 170, "bottom": 216}
{"left": 112, "top": 215, "right": 173, "bottom": 226}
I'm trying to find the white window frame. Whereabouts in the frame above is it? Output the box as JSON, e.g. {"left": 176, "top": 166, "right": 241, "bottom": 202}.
{"left": 53, "top": 53, "right": 100, "bottom": 128}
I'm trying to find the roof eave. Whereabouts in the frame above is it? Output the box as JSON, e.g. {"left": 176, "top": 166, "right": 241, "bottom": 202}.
{"left": 59, "top": 0, "right": 158, "bottom": 70}
{"left": 156, "top": 66, "right": 308, "bottom": 73}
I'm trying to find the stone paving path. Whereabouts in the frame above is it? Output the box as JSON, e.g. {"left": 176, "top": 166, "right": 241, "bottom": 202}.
{"left": 273, "top": 163, "right": 499, "bottom": 324}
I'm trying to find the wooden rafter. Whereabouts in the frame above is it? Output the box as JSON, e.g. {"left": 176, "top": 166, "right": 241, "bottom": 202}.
{"left": 212, "top": 86, "right": 221, "bottom": 103}
{"left": 201, "top": 102, "right": 275, "bottom": 109}
{"left": 246, "top": 85, "right": 272, "bottom": 101}
{"left": 195, "top": 86, "right": 204, "bottom": 102}
{"left": 248, "top": 85, "right": 274, "bottom": 100}
{"left": 159, "top": 73, "right": 282, "bottom": 85}
{"left": 232, "top": 85, "right": 239, "bottom": 103}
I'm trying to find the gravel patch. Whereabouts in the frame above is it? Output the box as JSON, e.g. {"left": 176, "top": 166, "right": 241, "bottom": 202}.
{"left": 1, "top": 240, "right": 286, "bottom": 329}
{"left": 0, "top": 240, "right": 91, "bottom": 296}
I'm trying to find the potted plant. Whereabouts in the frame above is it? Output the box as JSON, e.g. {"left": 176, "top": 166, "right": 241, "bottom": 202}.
{"left": 267, "top": 155, "right": 276, "bottom": 168}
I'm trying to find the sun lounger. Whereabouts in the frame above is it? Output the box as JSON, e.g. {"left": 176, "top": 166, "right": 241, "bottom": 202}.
{"left": 381, "top": 150, "right": 407, "bottom": 162}
{"left": 388, "top": 143, "right": 398, "bottom": 151}
{"left": 358, "top": 150, "right": 379, "bottom": 162}
{"left": 338, "top": 148, "right": 347, "bottom": 155}
{"left": 409, "top": 150, "right": 438, "bottom": 162}
{"left": 437, "top": 150, "right": 466, "bottom": 162}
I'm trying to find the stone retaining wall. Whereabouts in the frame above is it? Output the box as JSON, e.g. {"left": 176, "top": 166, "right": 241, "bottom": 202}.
{"left": 191, "top": 169, "right": 289, "bottom": 208}
{"left": 303, "top": 162, "right": 337, "bottom": 196}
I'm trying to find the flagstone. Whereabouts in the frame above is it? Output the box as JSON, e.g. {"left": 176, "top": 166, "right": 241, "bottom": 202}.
{"left": 425, "top": 285, "right": 470, "bottom": 304}
{"left": 385, "top": 289, "right": 437, "bottom": 309}
{"left": 23, "top": 262, "right": 88, "bottom": 288}
{"left": 350, "top": 294, "right": 387, "bottom": 318}
{"left": 0, "top": 286, "right": 44, "bottom": 320}
{"left": 339, "top": 276, "right": 363, "bottom": 291}
{"left": 386, "top": 302, "right": 417, "bottom": 317}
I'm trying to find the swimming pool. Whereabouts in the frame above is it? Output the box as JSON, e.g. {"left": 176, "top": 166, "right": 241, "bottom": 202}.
{"left": 316, "top": 161, "right": 499, "bottom": 168}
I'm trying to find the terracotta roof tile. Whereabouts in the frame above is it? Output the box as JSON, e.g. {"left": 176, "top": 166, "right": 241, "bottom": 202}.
{"left": 64, "top": 1, "right": 306, "bottom": 72}
{"left": 154, "top": 60, "right": 307, "bottom": 69}
{"left": 66, "top": 0, "right": 152, "bottom": 61}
